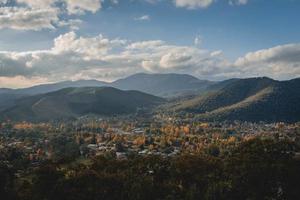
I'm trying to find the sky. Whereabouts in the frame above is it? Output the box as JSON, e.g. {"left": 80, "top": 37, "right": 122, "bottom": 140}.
{"left": 0, "top": 0, "right": 300, "bottom": 88}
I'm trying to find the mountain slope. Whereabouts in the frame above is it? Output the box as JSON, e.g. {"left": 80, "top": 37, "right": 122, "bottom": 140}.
{"left": 172, "top": 77, "right": 300, "bottom": 122}
{"left": 1, "top": 87, "right": 165, "bottom": 121}
{"left": 0, "top": 80, "right": 108, "bottom": 111}
{"left": 0, "top": 73, "right": 213, "bottom": 110}
{"left": 175, "top": 77, "right": 276, "bottom": 112}
{"left": 112, "top": 73, "right": 214, "bottom": 97}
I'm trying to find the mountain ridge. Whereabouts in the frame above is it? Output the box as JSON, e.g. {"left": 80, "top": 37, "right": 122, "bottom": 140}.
{"left": 171, "top": 77, "right": 300, "bottom": 122}
{"left": 1, "top": 74, "right": 299, "bottom": 122}
{"left": 1, "top": 87, "right": 165, "bottom": 121}
{"left": 0, "top": 73, "right": 213, "bottom": 110}
{"left": 0, "top": 73, "right": 212, "bottom": 97}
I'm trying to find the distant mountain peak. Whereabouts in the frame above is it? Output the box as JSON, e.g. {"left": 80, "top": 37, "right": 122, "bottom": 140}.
{"left": 112, "top": 73, "right": 213, "bottom": 97}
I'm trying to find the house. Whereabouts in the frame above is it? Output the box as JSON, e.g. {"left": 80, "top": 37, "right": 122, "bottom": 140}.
{"left": 116, "top": 152, "right": 127, "bottom": 160}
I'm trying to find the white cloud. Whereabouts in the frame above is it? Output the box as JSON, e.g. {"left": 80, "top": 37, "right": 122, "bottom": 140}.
{"left": 16, "top": 0, "right": 56, "bottom": 8}
{"left": 0, "top": 0, "right": 8, "bottom": 4}
{"left": 0, "top": 7, "right": 59, "bottom": 30}
{"left": 0, "top": 0, "right": 104, "bottom": 31}
{"left": 16, "top": 0, "right": 103, "bottom": 14}
{"left": 173, "top": 0, "right": 248, "bottom": 9}
{"left": 110, "top": 0, "right": 118, "bottom": 4}
{"left": 145, "top": 0, "right": 160, "bottom": 4}
{"left": 127, "top": 40, "right": 165, "bottom": 50}
{"left": 0, "top": 32, "right": 299, "bottom": 88}
{"left": 159, "top": 48, "right": 194, "bottom": 69}
{"left": 57, "top": 19, "right": 83, "bottom": 30}
{"left": 234, "top": 43, "right": 300, "bottom": 79}
{"left": 174, "top": 0, "right": 214, "bottom": 9}
{"left": 235, "top": 44, "right": 300, "bottom": 66}
{"left": 64, "top": 0, "right": 102, "bottom": 15}
{"left": 0, "top": 32, "right": 228, "bottom": 87}
{"left": 229, "top": 0, "right": 248, "bottom": 6}
{"left": 0, "top": 0, "right": 251, "bottom": 31}
{"left": 0, "top": 32, "right": 128, "bottom": 82}
{"left": 134, "top": 15, "right": 150, "bottom": 21}
{"left": 52, "top": 31, "right": 126, "bottom": 59}
{"left": 194, "top": 35, "right": 202, "bottom": 46}
{"left": 210, "top": 50, "right": 223, "bottom": 57}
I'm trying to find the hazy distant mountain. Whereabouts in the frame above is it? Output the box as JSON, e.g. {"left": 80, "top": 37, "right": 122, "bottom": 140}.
{"left": 0, "top": 73, "right": 213, "bottom": 110}
{"left": 0, "top": 73, "right": 213, "bottom": 98}
{"left": 0, "top": 80, "right": 108, "bottom": 111}
{"left": 1, "top": 87, "right": 165, "bottom": 121}
{"left": 0, "top": 93, "right": 24, "bottom": 111}
{"left": 13, "top": 80, "right": 108, "bottom": 95}
{"left": 172, "top": 77, "right": 300, "bottom": 122}
{"left": 205, "top": 78, "right": 241, "bottom": 92}
{"left": 112, "top": 73, "right": 214, "bottom": 97}
{"left": 0, "top": 88, "right": 14, "bottom": 94}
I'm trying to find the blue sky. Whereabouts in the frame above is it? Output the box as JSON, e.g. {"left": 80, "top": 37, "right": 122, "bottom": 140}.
{"left": 0, "top": 0, "right": 300, "bottom": 88}
{"left": 91, "top": 0, "right": 300, "bottom": 58}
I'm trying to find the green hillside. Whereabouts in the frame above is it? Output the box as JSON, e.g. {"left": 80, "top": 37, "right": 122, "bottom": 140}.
{"left": 1, "top": 87, "right": 165, "bottom": 121}
{"left": 172, "top": 78, "right": 300, "bottom": 122}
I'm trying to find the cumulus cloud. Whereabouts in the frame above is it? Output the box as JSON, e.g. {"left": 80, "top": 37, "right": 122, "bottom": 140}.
{"left": 0, "top": 7, "right": 59, "bottom": 30}
{"left": 64, "top": 0, "right": 102, "bottom": 15}
{"left": 16, "top": 0, "right": 56, "bottom": 8}
{"left": 52, "top": 31, "right": 126, "bottom": 59}
{"left": 57, "top": 19, "right": 82, "bottom": 30}
{"left": 0, "top": 0, "right": 104, "bottom": 30}
{"left": 0, "top": 32, "right": 128, "bottom": 83}
{"left": 234, "top": 43, "right": 300, "bottom": 79}
{"left": 0, "top": 0, "right": 251, "bottom": 31}
{"left": 0, "top": 32, "right": 299, "bottom": 88}
{"left": 235, "top": 44, "right": 300, "bottom": 65}
{"left": 127, "top": 40, "right": 165, "bottom": 50}
{"left": 0, "top": 32, "right": 229, "bottom": 87}
{"left": 16, "top": 0, "right": 103, "bottom": 14}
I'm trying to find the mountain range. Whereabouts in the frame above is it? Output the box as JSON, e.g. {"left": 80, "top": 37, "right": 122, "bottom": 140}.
{"left": 0, "top": 73, "right": 299, "bottom": 122}
{"left": 0, "top": 73, "right": 212, "bottom": 110}
{"left": 0, "top": 73, "right": 212, "bottom": 97}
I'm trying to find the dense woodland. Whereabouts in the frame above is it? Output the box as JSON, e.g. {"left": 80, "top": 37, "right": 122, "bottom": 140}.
{"left": 1, "top": 137, "right": 300, "bottom": 200}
